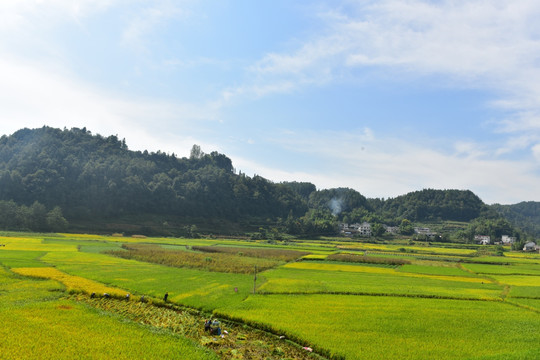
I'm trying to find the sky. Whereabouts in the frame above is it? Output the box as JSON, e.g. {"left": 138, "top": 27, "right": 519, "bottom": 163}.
{"left": 1, "top": 0, "right": 540, "bottom": 205}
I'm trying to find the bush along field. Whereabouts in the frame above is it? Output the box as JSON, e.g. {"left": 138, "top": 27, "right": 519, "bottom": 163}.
{"left": 1, "top": 232, "right": 539, "bottom": 359}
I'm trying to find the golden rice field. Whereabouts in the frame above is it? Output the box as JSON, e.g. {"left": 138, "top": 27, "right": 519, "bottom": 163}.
{"left": 11, "top": 267, "right": 127, "bottom": 297}
{"left": 1, "top": 232, "right": 539, "bottom": 359}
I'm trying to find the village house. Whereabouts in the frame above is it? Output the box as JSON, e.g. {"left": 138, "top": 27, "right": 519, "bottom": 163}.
{"left": 339, "top": 222, "right": 372, "bottom": 237}
{"left": 501, "top": 235, "right": 516, "bottom": 245}
{"left": 474, "top": 235, "right": 491, "bottom": 245}
{"left": 384, "top": 225, "right": 400, "bottom": 234}
{"left": 414, "top": 227, "right": 437, "bottom": 238}
{"left": 523, "top": 242, "right": 538, "bottom": 251}
{"left": 357, "top": 222, "right": 371, "bottom": 237}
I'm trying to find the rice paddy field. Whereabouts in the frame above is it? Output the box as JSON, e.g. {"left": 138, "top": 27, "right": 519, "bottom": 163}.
{"left": 1, "top": 232, "right": 539, "bottom": 359}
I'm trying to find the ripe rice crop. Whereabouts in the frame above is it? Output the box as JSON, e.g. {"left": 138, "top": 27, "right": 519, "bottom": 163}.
{"left": 107, "top": 243, "right": 282, "bottom": 274}
{"left": 0, "top": 236, "right": 77, "bottom": 252}
{"left": 489, "top": 275, "right": 540, "bottom": 287}
{"left": 191, "top": 245, "right": 310, "bottom": 261}
{"left": 327, "top": 253, "right": 410, "bottom": 265}
{"left": 11, "top": 267, "right": 126, "bottom": 297}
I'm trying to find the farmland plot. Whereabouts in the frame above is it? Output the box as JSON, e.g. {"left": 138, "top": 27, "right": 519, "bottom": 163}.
{"left": 0, "top": 267, "right": 217, "bottom": 360}
{"left": 2, "top": 233, "right": 540, "bottom": 359}
{"left": 218, "top": 294, "right": 540, "bottom": 360}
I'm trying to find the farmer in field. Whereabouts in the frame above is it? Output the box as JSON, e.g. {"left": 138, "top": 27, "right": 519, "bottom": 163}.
{"left": 163, "top": 292, "right": 168, "bottom": 302}
{"left": 210, "top": 319, "right": 221, "bottom": 336}
{"left": 204, "top": 319, "right": 212, "bottom": 332}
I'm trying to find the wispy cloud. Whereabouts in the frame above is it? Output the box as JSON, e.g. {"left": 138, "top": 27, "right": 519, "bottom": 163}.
{"left": 228, "top": 1, "right": 540, "bottom": 141}
{"left": 238, "top": 128, "right": 540, "bottom": 204}
{"left": 0, "top": 0, "right": 115, "bottom": 30}
{"left": 0, "top": 56, "right": 217, "bottom": 155}
{"left": 121, "top": 0, "right": 191, "bottom": 51}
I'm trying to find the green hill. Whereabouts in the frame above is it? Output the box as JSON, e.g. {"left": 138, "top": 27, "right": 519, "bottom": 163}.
{"left": 0, "top": 126, "right": 531, "bottom": 240}
{"left": 491, "top": 201, "right": 540, "bottom": 238}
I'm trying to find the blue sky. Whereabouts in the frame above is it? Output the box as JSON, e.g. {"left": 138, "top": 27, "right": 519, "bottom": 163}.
{"left": 1, "top": 0, "right": 540, "bottom": 204}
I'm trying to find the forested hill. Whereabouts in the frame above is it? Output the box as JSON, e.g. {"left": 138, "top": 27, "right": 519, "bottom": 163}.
{"left": 491, "top": 202, "right": 540, "bottom": 237}
{"left": 0, "top": 127, "right": 307, "bottom": 232}
{"left": 0, "top": 127, "right": 522, "bottom": 237}
{"left": 370, "top": 189, "right": 495, "bottom": 222}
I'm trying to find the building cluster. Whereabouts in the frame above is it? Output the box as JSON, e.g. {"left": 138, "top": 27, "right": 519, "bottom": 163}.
{"left": 339, "top": 223, "right": 437, "bottom": 238}
{"left": 339, "top": 222, "right": 372, "bottom": 237}
{"left": 339, "top": 223, "right": 538, "bottom": 252}
{"left": 522, "top": 241, "right": 540, "bottom": 252}
{"left": 474, "top": 235, "right": 518, "bottom": 246}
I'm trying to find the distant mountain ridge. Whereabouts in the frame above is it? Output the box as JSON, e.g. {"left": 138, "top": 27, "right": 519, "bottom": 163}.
{"left": 0, "top": 126, "right": 531, "bottom": 238}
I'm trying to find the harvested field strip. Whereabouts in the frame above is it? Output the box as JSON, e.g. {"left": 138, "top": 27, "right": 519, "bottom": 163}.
{"left": 11, "top": 267, "right": 127, "bottom": 297}
{"left": 77, "top": 295, "right": 328, "bottom": 360}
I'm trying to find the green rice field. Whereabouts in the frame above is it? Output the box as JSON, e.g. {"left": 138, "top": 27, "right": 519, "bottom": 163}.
{"left": 1, "top": 232, "right": 539, "bottom": 359}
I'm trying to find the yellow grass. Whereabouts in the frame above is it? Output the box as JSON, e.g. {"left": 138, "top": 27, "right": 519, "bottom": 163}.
{"left": 12, "top": 267, "right": 126, "bottom": 296}
{"left": 489, "top": 275, "right": 540, "bottom": 287}
{"left": 301, "top": 254, "right": 329, "bottom": 259}
{"left": 0, "top": 236, "right": 77, "bottom": 252}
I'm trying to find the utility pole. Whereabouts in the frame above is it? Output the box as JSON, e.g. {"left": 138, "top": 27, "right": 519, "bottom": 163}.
{"left": 253, "top": 265, "right": 257, "bottom": 294}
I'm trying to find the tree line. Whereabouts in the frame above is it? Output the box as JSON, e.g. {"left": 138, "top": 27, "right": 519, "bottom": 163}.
{"left": 0, "top": 126, "right": 531, "bottom": 239}
{"left": 0, "top": 200, "right": 68, "bottom": 232}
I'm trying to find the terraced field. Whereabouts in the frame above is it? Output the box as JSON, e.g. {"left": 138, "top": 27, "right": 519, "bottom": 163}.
{"left": 1, "top": 232, "right": 539, "bottom": 359}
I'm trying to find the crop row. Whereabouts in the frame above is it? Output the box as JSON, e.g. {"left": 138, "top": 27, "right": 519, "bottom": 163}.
{"left": 326, "top": 253, "right": 410, "bottom": 265}
{"left": 191, "top": 245, "right": 310, "bottom": 261}
{"left": 107, "top": 243, "right": 281, "bottom": 273}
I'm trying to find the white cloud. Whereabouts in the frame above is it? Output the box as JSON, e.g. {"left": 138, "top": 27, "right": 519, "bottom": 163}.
{"left": 121, "top": 1, "right": 190, "bottom": 51}
{"left": 240, "top": 129, "right": 540, "bottom": 204}
{"left": 532, "top": 144, "right": 540, "bottom": 161}
{"left": 230, "top": 1, "right": 540, "bottom": 148}
{"left": 0, "top": 57, "right": 217, "bottom": 157}
{"left": 0, "top": 0, "right": 115, "bottom": 30}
